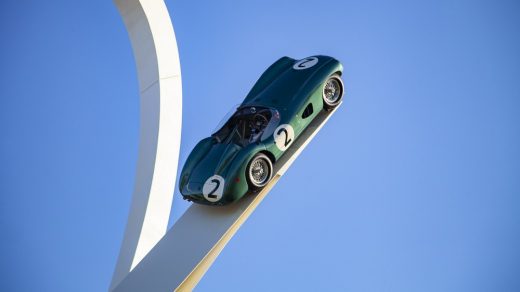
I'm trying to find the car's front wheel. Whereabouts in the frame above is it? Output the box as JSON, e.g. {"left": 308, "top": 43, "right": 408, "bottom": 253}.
{"left": 246, "top": 153, "right": 273, "bottom": 189}
{"left": 322, "top": 74, "right": 344, "bottom": 110}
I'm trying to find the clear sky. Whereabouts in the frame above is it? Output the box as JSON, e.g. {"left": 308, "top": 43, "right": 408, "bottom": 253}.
{"left": 1, "top": 0, "right": 519, "bottom": 291}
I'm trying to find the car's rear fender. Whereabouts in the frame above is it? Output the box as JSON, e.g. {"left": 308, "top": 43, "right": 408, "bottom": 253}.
{"left": 291, "top": 58, "right": 343, "bottom": 113}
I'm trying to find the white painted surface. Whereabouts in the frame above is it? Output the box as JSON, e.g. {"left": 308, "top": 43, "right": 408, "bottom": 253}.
{"left": 110, "top": 0, "right": 182, "bottom": 290}
{"left": 112, "top": 104, "right": 341, "bottom": 292}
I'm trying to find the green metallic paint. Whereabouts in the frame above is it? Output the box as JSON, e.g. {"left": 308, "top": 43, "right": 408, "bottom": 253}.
{"left": 179, "top": 55, "right": 343, "bottom": 205}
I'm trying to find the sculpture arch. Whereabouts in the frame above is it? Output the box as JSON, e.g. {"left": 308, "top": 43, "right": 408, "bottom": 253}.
{"left": 110, "top": 0, "right": 182, "bottom": 290}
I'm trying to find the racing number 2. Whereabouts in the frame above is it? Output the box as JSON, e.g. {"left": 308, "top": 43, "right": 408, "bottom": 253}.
{"left": 203, "top": 175, "right": 225, "bottom": 202}
{"left": 207, "top": 179, "right": 220, "bottom": 199}
{"left": 274, "top": 124, "right": 295, "bottom": 152}
{"left": 277, "top": 128, "right": 292, "bottom": 147}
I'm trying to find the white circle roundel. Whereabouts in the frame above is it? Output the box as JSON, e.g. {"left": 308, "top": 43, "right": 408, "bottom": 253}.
{"left": 274, "top": 124, "right": 295, "bottom": 151}
{"left": 202, "top": 175, "right": 225, "bottom": 202}
{"left": 293, "top": 57, "right": 318, "bottom": 70}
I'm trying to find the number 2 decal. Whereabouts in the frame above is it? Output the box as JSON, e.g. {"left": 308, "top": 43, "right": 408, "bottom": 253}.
{"left": 293, "top": 57, "right": 318, "bottom": 70}
{"left": 277, "top": 128, "right": 292, "bottom": 146}
{"left": 274, "top": 124, "right": 295, "bottom": 151}
{"left": 203, "top": 175, "right": 225, "bottom": 202}
{"left": 207, "top": 179, "right": 220, "bottom": 198}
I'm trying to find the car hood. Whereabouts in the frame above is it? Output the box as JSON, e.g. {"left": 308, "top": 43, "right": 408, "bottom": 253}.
{"left": 188, "top": 142, "right": 242, "bottom": 182}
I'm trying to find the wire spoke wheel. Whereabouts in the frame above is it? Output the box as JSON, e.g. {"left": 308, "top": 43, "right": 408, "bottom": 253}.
{"left": 247, "top": 154, "right": 272, "bottom": 188}
{"left": 324, "top": 79, "right": 340, "bottom": 103}
{"left": 322, "top": 74, "right": 344, "bottom": 109}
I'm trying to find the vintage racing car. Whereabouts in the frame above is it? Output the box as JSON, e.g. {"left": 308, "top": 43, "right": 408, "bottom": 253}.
{"left": 179, "top": 55, "right": 344, "bottom": 205}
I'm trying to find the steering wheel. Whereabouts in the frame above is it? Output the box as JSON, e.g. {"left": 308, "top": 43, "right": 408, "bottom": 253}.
{"left": 250, "top": 113, "right": 269, "bottom": 131}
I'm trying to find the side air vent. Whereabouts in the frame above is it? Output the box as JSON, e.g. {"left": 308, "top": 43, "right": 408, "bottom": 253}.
{"left": 302, "top": 103, "right": 313, "bottom": 119}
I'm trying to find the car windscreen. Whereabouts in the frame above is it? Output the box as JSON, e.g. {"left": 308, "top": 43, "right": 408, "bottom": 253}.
{"left": 212, "top": 106, "right": 279, "bottom": 146}
{"left": 260, "top": 109, "right": 280, "bottom": 141}
{"left": 212, "top": 104, "right": 240, "bottom": 135}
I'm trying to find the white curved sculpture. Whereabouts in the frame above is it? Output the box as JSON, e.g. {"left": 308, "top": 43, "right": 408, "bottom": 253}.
{"left": 110, "top": 0, "right": 182, "bottom": 290}
{"left": 110, "top": 1, "right": 343, "bottom": 291}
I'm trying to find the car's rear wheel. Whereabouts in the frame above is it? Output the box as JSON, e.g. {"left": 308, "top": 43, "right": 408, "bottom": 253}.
{"left": 246, "top": 153, "right": 273, "bottom": 189}
{"left": 322, "top": 74, "right": 344, "bottom": 110}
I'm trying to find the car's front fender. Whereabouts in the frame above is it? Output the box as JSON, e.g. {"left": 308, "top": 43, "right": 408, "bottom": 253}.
{"left": 222, "top": 143, "right": 267, "bottom": 202}
{"left": 179, "top": 137, "right": 215, "bottom": 191}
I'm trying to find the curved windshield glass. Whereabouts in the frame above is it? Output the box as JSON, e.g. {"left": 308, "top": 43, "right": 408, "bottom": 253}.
{"left": 260, "top": 109, "right": 280, "bottom": 141}
{"left": 212, "top": 106, "right": 279, "bottom": 146}
{"left": 212, "top": 104, "right": 240, "bottom": 134}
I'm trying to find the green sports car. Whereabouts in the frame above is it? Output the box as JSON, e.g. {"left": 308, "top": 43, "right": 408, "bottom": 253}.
{"left": 179, "top": 55, "right": 344, "bottom": 205}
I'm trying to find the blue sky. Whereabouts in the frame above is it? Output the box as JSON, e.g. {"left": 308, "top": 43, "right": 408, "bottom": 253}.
{"left": 1, "top": 0, "right": 520, "bottom": 291}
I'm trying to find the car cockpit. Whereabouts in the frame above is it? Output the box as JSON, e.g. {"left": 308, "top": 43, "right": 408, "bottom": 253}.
{"left": 212, "top": 106, "right": 279, "bottom": 147}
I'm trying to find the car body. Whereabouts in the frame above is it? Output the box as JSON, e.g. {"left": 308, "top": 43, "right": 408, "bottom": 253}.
{"left": 179, "top": 55, "right": 344, "bottom": 205}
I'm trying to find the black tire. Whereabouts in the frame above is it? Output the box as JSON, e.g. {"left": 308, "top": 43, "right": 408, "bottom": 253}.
{"left": 322, "top": 74, "right": 344, "bottom": 110}
{"left": 246, "top": 153, "right": 273, "bottom": 189}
